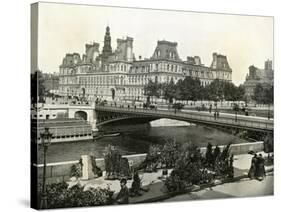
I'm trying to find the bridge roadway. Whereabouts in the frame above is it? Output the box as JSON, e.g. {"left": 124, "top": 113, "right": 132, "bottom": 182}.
{"left": 95, "top": 105, "right": 273, "bottom": 132}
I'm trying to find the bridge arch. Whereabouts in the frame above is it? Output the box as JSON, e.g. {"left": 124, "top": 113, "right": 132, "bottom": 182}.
{"left": 74, "top": 111, "right": 88, "bottom": 120}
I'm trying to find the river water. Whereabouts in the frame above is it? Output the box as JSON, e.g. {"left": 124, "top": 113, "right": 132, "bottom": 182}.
{"left": 38, "top": 120, "right": 246, "bottom": 163}
{"left": 38, "top": 119, "right": 248, "bottom": 164}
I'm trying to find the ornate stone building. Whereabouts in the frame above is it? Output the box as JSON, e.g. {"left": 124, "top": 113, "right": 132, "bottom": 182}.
{"left": 244, "top": 59, "right": 274, "bottom": 101}
{"left": 58, "top": 26, "right": 232, "bottom": 101}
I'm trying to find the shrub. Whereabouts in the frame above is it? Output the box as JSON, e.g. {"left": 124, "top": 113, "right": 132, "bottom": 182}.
{"left": 165, "top": 143, "right": 215, "bottom": 192}
{"left": 70, "top": 159, "right": 82, "bottom": 178}
{"left": 104, "top": 145, "right": 131, "bottom": 180}
{"left": 213, "top": 143, "right": 234, "bottom": 179}
{"left": 137, "top": 144, "right": 161, "bottom": 172}
{"left": 40, "top": 182, "right": 114, "bottom": 209}
{"left": 138, "top": 140, "right": 180, "bottom": 171}
{"left": 205, "top": 143, "right": 213, "bottom": 167}
{"left": 213, "top": 145, "right": 221, "bottom": 163}
{"left": 160, "top": 140, "right": 180, "bottom": 168}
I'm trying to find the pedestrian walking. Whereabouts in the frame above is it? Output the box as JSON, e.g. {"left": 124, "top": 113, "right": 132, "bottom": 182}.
{"left": 248, "top": 154, "right": 258, "bottom": 179}
{"left": 209, "top": 104, "right": 212, "bottom": 113}
{"left": 256, "top": 154, "right": 266, "bottom": 181}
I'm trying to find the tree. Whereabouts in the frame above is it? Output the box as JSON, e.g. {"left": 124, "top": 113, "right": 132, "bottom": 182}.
{"left": 178, "top": 76, "right": 202, "bottom": 102}
{"left": 236, "top": 84, "right": 245, "bottom": 101}
{"left": 264, "top": 85, "right": 273, "bottom": 105}
{"left": 206, "top": 79, "right": 224, "bottom": 102}
{"left": 144, "top": 79, "right": 161, "bottom": 103}
{"left": 223, "top": 81, "right": 236, "bottom": 101}
{"left": 252, "top": 83, "right": 265, "bottom": 105}
{"left": 174, "top": 79, "right": 183, "bottom": 101}
{"left": 162, "top": 78, "right": 176, "bottom": 103}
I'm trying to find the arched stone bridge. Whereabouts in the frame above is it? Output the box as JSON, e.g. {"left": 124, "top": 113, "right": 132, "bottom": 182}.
{"left": 42, "top": 103, "right": 273, "bottom": 133}
{"left": 94, "top": 105, "right": 273, "bottom": 133}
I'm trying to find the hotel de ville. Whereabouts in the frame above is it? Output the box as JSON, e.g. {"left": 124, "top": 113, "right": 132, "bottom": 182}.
{"left": 58, "top": 26, "right": 232, "bottom": 102}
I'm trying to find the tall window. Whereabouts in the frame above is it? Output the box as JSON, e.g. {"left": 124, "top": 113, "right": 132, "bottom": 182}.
{"left": 157, "top": 50, "right": 160, "bottom": 58}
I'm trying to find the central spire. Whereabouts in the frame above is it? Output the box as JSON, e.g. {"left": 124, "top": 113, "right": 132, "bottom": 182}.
{"left": 102, "top": 26, "right": 112, "bottom": 60}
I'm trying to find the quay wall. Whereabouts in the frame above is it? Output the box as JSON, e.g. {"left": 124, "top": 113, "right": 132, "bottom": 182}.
{"left": 34, "top": 142, "right": 264, "bottom": 184}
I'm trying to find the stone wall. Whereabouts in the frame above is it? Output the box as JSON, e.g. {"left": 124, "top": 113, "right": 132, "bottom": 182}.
{"left": 35, "top": 142, "right": 264, "bottom": 184}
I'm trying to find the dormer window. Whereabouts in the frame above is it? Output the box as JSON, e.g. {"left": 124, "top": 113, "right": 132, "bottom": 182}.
{"left": 156, "top": 50, "right": 160, "bottom": 58}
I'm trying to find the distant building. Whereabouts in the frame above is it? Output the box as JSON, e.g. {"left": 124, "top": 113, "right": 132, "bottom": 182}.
{"left": 244, "top": 59, "right": 274, "bottom": 101}
{"left": 58, "top": 26, "right": 233, "bottom": 101}
{"left": 42, "top": 73, "right": 59, "bottom": 93}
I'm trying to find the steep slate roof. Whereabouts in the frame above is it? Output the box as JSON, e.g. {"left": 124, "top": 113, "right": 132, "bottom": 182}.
{"left": 151, "top": 40, "right": 181, "bottom": 61}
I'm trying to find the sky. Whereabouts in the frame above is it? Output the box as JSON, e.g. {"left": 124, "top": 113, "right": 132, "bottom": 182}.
{"left": 37, "top": 2, "right": 273, "bottom": 85}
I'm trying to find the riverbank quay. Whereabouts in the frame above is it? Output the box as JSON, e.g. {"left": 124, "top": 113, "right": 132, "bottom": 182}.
{"left": 65, "top": 151, "right": 273, "bottom": 204}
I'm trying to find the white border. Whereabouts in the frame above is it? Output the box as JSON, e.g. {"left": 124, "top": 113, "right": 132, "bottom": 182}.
{"left": 0, "top": 0, "right": 280, "bottom": 211}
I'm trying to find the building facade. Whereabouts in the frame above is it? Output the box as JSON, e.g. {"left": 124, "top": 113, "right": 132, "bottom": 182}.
{"left": 244, "top": 59, "right": 274, "bottom": 101}
{"left": 58, "top": 26, "right": 232, "bottom": 102}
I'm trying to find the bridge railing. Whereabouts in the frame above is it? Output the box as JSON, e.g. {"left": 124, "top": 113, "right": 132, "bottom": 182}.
{"left": 95, "top": 105, "right": 273, "bottom": 131}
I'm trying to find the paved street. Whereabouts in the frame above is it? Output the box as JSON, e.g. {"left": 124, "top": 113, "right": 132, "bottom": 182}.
{"left": 164, "top": 173, "right": 273, "bottom": 202}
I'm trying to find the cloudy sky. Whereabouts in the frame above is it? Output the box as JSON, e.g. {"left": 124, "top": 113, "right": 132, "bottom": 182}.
{"left": 37, "top": 2, "right": 273, "bottom": 85}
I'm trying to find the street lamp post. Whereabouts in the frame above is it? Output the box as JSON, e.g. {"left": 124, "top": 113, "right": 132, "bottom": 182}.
{"left": 214, "top": 96, "right": 218, "bottom": 120}
{"left": 40, "top": 127, "right": 52, "bottom": 209}
{"left": 267, "top": 104, "right": 270, "bottom": 120}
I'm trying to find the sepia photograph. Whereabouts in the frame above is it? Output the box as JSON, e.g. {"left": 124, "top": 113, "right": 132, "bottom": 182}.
{"left": 30, "top": 2, "right": 274, "bottom": 209}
